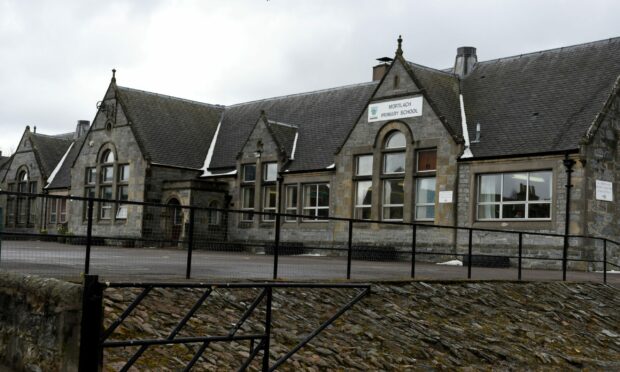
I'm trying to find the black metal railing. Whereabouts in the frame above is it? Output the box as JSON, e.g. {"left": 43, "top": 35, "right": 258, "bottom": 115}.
{"left": 0, "top": 190, "right": 618, "bottom": 283}
{"left": 79, "top": 275, "right": 371, "bottom": 371}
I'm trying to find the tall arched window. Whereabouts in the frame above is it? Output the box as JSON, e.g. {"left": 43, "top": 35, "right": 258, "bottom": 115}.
{"left": 85, "top": 146, "right": 129, "bottom": 221}
{"left": 382, "top": 131, "right": 406, "bottom": 220}
{"left": 208, "top": 200, "right": 221, "bottom": 225}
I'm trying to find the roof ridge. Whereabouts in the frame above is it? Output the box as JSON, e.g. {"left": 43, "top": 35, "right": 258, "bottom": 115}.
{"left": 476, "top": 36, "right": 620, "bottom": 66}
{"left": 31, "top": 132, "right": 73, "bottom": 140}
{"left": 227, "top": 81, "right": 379, "bottom": 108}
{"left": 267, "top": 120, "right": 298, "bottom": 129}
{"left": 117, "top": 85, "right": 225, "bottom": 109}
{"left": 407, "top": 61, "right": 459, "bottom": 77}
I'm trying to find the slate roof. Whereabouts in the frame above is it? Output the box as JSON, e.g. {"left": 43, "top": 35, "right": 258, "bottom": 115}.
{"left": 461, "top": 37, "right": 620, "bottom": 158}
{"left": 0, "top": 155, "right": 10, "bottom": 182}
{"left": 266, "top": 121, "right": 298, "bottom": 159}
{"left": 208, "top": 82, "right": 378, "bottom": 172}
{"left": 29, "top": 132, "right": 74, "bottom": 178}
{"left": 116, "top": 86, "right": 224, "bottom": 169}
{"left": 46, "top": 135, "right": 86, "bottom": 190}
{"left": 407, "top": 62, "right": 462, "bottom": 137}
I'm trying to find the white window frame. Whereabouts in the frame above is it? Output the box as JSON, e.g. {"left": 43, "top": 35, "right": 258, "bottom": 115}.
{"left": 302, "top": 183, "right": 330, "bottom": 221}
{"left": 284, "top": 185, "right": 298, "bottom": 222}
{"left": 414, "top": 177, "right": 436, "bottom": 221}
{"left": 355, "top": 180, "right": 372, "bottom": 220}
{"left": 382, "top": 179, "right": 404, "bottom": 221}
{"left": 241, "top": 186, "right": 255, "bottom": 222}
{"left": 477, "top": 171, "right": 553, "bottom": 221}
{"left": 262, "top": 185, "right": 277, "bottom": 221}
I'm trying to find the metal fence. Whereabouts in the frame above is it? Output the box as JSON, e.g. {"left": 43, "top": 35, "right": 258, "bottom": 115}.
{"left": 0, "top": 190, "right": 619, "bottom": 283}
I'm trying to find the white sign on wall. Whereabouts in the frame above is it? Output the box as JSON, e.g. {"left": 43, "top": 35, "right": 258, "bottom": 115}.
{"left": 596, "top": 180, "right": 613, "bottom": 201}
{"left": 368, "top": 96, "right": 423, "bottom": 123}
{"left": 439, "top": 191, "right": 453, "bottom": 204}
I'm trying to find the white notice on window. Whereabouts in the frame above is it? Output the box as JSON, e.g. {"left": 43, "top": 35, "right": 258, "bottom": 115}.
{"left": 596, "top": 180, "right": 613, "bottom": 201}
{"left": 439, "top": 190, "right": 453, "bottom": 203}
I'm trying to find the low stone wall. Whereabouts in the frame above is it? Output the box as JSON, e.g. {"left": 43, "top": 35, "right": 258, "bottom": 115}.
{"left": 0, "top": 271, "right": 82, "bottom": 372}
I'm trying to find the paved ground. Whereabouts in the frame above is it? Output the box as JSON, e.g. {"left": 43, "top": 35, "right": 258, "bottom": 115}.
{"left": 0, "top": 240, "right": 618, "bottom": 285}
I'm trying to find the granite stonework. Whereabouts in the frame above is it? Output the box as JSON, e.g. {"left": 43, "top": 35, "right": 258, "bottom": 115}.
{"left": 102, "top": 281, "right": 620, "bottom": 370}
{"left": 69, "top": 87, "right": 147, "bottom": 239}
{"left": 0, "top": 272, "right": 82, "bottom": 372}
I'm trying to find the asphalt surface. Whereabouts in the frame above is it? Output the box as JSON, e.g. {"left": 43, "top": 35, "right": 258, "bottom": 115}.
{"left": 0, "top": 240, "right": 618, "bottom": 285}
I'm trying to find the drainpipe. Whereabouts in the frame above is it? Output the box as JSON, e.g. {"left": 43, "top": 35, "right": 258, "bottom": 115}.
{"left": 562, "top": 153, "right": 576, "bottom": 280}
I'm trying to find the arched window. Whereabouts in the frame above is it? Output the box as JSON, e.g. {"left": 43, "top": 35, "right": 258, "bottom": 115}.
{"left": 85, "top": 146, "right": 130, "bottom": 221}
{"left": 382, "top": 131, "right": 406, "bottom": 221}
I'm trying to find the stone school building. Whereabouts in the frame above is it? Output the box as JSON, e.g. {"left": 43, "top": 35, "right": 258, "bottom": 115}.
{"left": 1, "top": 36, "right": 620, "bottom": 257}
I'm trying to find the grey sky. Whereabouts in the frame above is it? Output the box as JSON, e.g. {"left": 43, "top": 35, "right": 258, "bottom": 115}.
{"left": 1, "top": 0, "right": 619, "bottom": 155}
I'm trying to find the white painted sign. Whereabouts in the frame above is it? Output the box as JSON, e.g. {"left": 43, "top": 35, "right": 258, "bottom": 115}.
{"left": 596, "top": 180, "right": 613, "bottom": 201}
{"left": 439, "top": 191, "right": 453, "bottom": 204}
{"left": 368, "top": 96, "right": 423, "bottom": 122}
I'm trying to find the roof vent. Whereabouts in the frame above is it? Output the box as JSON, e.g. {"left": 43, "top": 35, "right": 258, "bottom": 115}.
{"left": 454, "top": 46, "right": 477, "bottom": 78}
{"left": 373, "top": 57, "right": 393, "bottom": 81}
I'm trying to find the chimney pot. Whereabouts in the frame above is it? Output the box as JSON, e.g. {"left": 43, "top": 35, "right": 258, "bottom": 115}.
{"left": 454, "top": 46, "right": 477, "bottom": 77}
{"left": 372, "top": 57, "right": 393, "bottom": 81}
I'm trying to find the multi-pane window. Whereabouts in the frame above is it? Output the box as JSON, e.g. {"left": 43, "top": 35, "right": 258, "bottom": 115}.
{"left": 355, "top": 180, "right": 373, "bottom": 220}
{"left": 415, "top": 149, "right": 437, "bottom": 221}
{"left": 383, "top": 132, "right": 406, "bottom": 174}
{"left": 302, "top": 183, "right": 330, "bottom": 220}
{"left": 6, "top": 183, "right": 15, "bottom": 223}
{"left": 262, "top": 185, "right": 277, "bottom": 221}
{"left": 17, "top": 171, "right": 28, "bottom": 225}
{"left": 382, "top": 179, "right": 404, "bottom": 220}
{"left": 382, "top": 131, "right": 406, "bottom": 221}
{"left": 477, "top": 171, "right": 552, "bottom": 220}
{"left": 116, "top": 185, "right": 129, "bottom": 219}
{"left": 241, "top": 187, "right": 255, "bottom": 221}
{"left": 355, "top": 154, "right": 373, "bottom": 220}
{"left": 86, "top": 168, "right": 97, "bottom": 185}
{"left": 49, "top": 198, "right": 68, "bottom": 224}
{"left": 88, "top": 148, "right": 130, "bottom": 221}
{"left": 116, "top": 164, "right": 129, "bottom": 219}
{"left": 242, "top": 164, "right": 256, "bottom": 183}
{"left": 263, "top": 162, "right": 278, "bottom": 182}
{"left": 50, "top": 199, "right": 58, "bottom": 224}
{"left": 356, "top": 155, "right": 373, "bottom": 176}
{"left": 100, "top": 186, "right": 113, "bottom": 219}
{"left": 415, "top": 178, "right": 436, "bottom": 221}
{"left": 285, "top": 185, "right": 298, "bottom": 221}
{"left": 28, "top": 181, "right": 37, "bottom": 223}
{"left": 208, "top": 200, "right": 221, "bottom": 225}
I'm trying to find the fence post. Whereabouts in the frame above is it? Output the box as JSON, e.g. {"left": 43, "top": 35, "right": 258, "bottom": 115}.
{"left": 0, "top": 207, "right": 3, "bottom": 266}
{"left": 262, "top": 286, "right": 273, "bottom": 371}
{"left": 84, "top": 198, "right": 94, "bottom": 275}
{"left": 347, "top": 220, "right": 353, "bottom": 279}
{"left": 467, "top": 228, "right": 473, "bottom": 279}
{"left": 186, "top": 207, "right": 195, "bottom": 279}
{"left": 79, "top": 274, "right": 104, "bottom": 371}
{"left": 411, "top": 224, "right": 417, "bottom": 278}
{"left": 562, "top": 235, "right": 568, "bottom": 281}
{"left": 273, "top": 211, "right": 281, "bottom": 280}
{"left": 603, "top": 239, "right": 607, "bottom": 284}
{"left": 518, "top": 232, "right": 523, "bottom": 281}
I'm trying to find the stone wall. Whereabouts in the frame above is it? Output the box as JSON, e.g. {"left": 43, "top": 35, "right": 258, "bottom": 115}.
{"left": 0, "top": 272, "right": 82, "bottom": 372}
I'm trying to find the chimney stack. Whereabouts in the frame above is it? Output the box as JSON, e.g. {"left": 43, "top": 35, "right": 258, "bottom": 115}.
{"left": 74, "top": 120, "right": 90, "bottom": 139}
{"left": 454, "top": 46, "right": 477, "bottom": 77}
{"left": 373, "top": 57, "right": 393, "bottom": 81}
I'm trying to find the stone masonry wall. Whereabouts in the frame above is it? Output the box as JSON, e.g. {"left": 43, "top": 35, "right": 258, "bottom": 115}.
{"left": 0, "top": 272, "right": 83, "bottom": 372}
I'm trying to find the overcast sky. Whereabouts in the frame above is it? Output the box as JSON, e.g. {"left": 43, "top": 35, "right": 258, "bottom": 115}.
{"left": 1, "top": 0, "right": 619, "bottom": 155}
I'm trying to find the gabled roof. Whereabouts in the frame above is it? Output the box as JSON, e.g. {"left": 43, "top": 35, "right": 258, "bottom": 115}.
{"left": 116, "top": 86, "right": 224, "bottom": 169}
{"left": 46, "top": 134, "right": 87, "bottom": 190}
{"left": 267, "top": 120, "right": 298, "bottom": 159}
{"left": 208, "top": 82, "right": 378, "bottom": 172}
{"left": 461, "top": 37, "right": 620, "bottom": 158}
{"left": 29, "top": 132, "right": 74, "bottom": 178}
{"left": 406, "top": 62, "right": 462, "bottom": 138}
